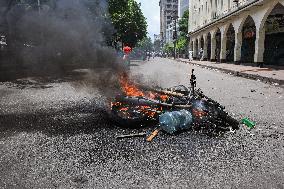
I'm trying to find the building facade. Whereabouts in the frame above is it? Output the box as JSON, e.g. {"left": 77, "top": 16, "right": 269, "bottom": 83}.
{"left": 179, "top": 0, "right": 190, "bottom": 18}
{"left": 188, "top": 0, "right": 284, "bottom": 66}
{"left": 160, "top": 0, "right": 179, "bottom": 44}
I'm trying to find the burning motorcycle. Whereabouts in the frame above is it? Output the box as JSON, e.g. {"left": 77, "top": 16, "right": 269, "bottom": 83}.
{"left": 110, "top": 70, "right": 239, "bottom": 135}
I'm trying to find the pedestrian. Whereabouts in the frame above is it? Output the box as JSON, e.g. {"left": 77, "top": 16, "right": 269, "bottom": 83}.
{"left": 199, "top": 48, "right": 204, "bottom": 61}
{"left": 123, "top": 45, "right": 132, "bottom": 69}
{"left": 147, "top": 51, "right": 151, "bottom": 61}
{"left": 189, "top": 50, "right": 193, "bottom": 61}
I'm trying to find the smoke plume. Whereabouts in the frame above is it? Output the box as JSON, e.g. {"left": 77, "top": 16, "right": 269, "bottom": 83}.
{"left": 3, "top": 0, "right": 125, "bottom": 78}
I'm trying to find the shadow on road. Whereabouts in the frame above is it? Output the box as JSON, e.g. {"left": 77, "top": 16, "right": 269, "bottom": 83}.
{"left": 0, "top": 103, "right": 114, "bottom": 138}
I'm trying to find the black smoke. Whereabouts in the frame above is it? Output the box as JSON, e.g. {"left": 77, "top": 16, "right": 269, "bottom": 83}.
{"left": 1, "top": 0, "right": 124, "bottom": 75}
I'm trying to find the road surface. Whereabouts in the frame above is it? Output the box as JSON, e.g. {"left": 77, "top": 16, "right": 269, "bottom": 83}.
{"left": 0, "top": 58, "right": 283, "bottom": 188}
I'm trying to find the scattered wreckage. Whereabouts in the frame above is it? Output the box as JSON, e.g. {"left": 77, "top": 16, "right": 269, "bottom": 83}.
{"left": 110, "top": 69, "right": 239, "bottom": 141}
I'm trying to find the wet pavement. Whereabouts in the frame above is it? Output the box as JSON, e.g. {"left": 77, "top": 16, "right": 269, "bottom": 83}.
{"left": 0, "top": 58, "right": 283, "bottom": 188}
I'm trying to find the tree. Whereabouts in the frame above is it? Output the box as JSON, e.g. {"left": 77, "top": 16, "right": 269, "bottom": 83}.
{"left": 178, "top": 10, "right": 189, "bottom": 38}
{"left": 108, "top": 0, "right": 147, "bottom": 48}
{"left": 176, "top": 36, "right": 187, "bottom": 54}
{"left": 177, "top": 10, "right": 189, "bottom": 56}
{"left": 136, "top": 37, "right": 152, "bottom": 52}
{"left": 163, "top": 42, "right": 174, "bottom": 56}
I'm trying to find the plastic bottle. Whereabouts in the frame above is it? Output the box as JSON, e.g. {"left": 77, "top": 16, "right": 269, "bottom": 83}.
{"left": 242, "top": 118, "right": 256, "bottom": 129}
{"left": 159, "top": 110, "right": 193, "bottom": 134}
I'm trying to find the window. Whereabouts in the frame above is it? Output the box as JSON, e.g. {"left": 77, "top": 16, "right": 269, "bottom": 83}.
{"left": 206, "top": 2, "right": 208, "bottom": 13}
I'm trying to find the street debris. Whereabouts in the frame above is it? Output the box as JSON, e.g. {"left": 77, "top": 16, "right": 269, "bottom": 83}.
{"left": 146, "top": 128, "right": 160, "bottom": 142}
{"left": 242, "top": 117, "right": 256, "bottom": 129}
{"left": 116, "top": 133, "right": 147, "bottom": 139}
{"left": 111, "top": 69, "right": 239, "bottom": 141}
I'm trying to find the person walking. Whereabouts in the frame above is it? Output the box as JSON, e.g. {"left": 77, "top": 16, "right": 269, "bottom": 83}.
{"left": 188, "top": 50, "right": 193, "bottom": 61}
{"left": 199, "top": 48, "right": 204, "bottom": 61}
{"left": 123, "top": 45, "right": 132, "bottom": 69}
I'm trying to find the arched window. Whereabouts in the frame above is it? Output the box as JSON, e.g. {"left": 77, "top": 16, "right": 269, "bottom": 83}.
{"left": 241, "top": 16, "right": 256, "bottom": 63}
{"left": 263, "top": 3, "right": 284, "bottom": 65}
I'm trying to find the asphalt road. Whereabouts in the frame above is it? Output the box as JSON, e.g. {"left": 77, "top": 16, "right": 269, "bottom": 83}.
{"left": 0, "top": 58, "right": 283, "bottom": 188}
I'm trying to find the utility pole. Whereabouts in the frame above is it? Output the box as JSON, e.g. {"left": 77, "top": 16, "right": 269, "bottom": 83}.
{"left": 172, "top": 11, "right": 178, "bottom": 59}
{"left": 173, "top": 19, "right": 177, "bottom": 59}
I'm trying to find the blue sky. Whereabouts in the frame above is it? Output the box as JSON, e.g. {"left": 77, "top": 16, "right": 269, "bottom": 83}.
{"left": 135, "top": 0, "right": 160, "bottom": 41}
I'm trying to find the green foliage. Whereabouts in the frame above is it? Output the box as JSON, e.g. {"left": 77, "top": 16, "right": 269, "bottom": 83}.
{"left": 108, "top": 0, "right": 147, "bottom": 48}
{"left": 136, "top": 37, "right": 153, "bottom": 51}
{"left": 176, "top": 36, "right": 187, "bottom": 52}
{"left": 163, "top": 42, "right": 174, "bottom": 54}
{"left": 176, "top": 10, "right": 189, "bottom": 54}
{"left": 178, "top": 10, "right": 189, "bottom": 37}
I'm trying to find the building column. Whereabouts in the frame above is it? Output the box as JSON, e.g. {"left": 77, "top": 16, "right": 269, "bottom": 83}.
{"left": 203, "top": 35, "right": 208, "bottom": 61}
{"left": 220, "top": 31, "right": 227, "bottom": 63}
{"left": 192, "top": 40, "right": 197, "bottom": 59}
{"left": 234, "top": 31, "right": 242, "bottom": 64}
{"left": 190, "top": 41, "right": 193, "bottom": 51}
{"left": 210, "top": 34, "right": 216, "bottom": 62}
{"left": 197, "top": 37, "right": 201, "bottom": 59}
{"left": 254, "top": 27, "right": 265, "bottom": 67}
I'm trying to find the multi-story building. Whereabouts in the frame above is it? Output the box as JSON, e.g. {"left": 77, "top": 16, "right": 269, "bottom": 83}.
{"left": 166, "top": 22, "right": 174, "bottom": 43}
{"left": 188, "top": 0, "right": 284, "bottom": 66}
{"left": 160, "top": 0, "right": 179, "bottom": 44}
{"left": 178, "top": 0, "right": 189, "bottom": 18}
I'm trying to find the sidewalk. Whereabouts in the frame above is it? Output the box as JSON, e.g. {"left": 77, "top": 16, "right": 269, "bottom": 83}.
{"left": 178, "top": 58, "right": 284, "bottom": 86}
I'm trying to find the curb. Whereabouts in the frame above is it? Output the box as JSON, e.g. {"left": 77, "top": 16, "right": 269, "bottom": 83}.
{"left": 176, "top": 59, "right": 284, "bottom": 86}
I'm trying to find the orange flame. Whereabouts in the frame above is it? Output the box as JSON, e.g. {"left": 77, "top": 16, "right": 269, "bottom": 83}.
{"left": 119, "top": 74, "right": 168, "bottom": 102}
{"left": 119, "top": 74, "right": 145, "bottom": 97}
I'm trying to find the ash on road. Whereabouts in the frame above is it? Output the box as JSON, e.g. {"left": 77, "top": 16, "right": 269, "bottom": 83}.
{"left": 0, "top": 58, "right": 283, "bottom": 188}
